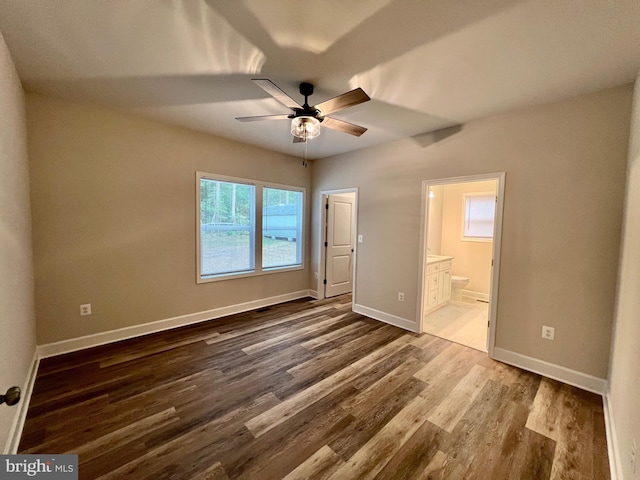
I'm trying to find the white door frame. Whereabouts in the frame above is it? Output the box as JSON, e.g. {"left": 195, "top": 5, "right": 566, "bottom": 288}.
{"left": 417, "top": 172, "right": 506, "bottom": 357}
{"left": 317, "top": 188, "right": 359, "bottom": 301}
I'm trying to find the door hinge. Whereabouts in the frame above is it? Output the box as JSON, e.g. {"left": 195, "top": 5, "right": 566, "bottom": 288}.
{"left": 323, "top": 279, "right": 327, "bottom": 285}
{"left": 325, "top": 202, "right": 329, "bottom": 210}
{"left": 324, "top": 241, "right": 328, "bottom": 247}
{"left": 487, "top": 320, "right": 490, "bottom": 328}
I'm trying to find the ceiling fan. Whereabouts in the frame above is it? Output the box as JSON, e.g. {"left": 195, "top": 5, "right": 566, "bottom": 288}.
{"left": 236, "top": 79, "right": 370, "bottom": 143}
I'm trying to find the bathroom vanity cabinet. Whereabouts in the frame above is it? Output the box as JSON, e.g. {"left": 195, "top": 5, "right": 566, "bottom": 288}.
{"left": 425, "top": 256, "right": 453, "bottom": 313}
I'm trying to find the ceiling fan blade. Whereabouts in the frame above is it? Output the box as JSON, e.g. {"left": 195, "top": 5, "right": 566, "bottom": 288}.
{"left": 321, "top": 117, "right": 367, "bottom": 137}
{"left": 293, "top": 136, "right": 306, "bottom": 143}
{"left": 252, "top": 78, "right": 301, "bottom": 110}
{"left": 314, "top": 88, "right": 370, "bottom": 116}
{"left": 235, "top": 114, "right": 291, "bottom": 122}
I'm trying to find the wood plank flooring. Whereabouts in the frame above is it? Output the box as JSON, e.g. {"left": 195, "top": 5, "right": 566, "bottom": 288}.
{"left": 19, "top": 295, "right": 610, "bottom": 479}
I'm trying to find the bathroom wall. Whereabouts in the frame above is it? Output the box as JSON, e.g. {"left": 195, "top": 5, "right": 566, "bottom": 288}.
{"left": 426, "top": 185, "right": 444, "bottom": 255}
{"left": 441, "top": 180, "right": 497, "bottom": 296}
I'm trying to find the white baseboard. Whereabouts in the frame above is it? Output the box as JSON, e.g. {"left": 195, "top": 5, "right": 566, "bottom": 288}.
{"left": 307, "top": 289, "right": 319, "bottom": 300}
{"left": 492, "top": 347, "right": 606, "bottom": 394}
{"left": 461, "top": 289, "right": 489, "bottom": 302}
{"left": 602, "top": 388, "right": 622, "bottom": 480}
{"left": 38, "top": 290, "right": 315, "bottom": 358}
{"left": 353, "top": 304, "right": 419, "bottom": 333}
{"left": 4, "top": 351, "right": 39, "bottom": 454}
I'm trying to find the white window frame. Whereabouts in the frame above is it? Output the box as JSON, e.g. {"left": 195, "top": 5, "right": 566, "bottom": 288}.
{"left": 196, "top": 172, "right": 305, "bottom": 283}
{"left": 461, "top": 192, "right": 496, "bottom": 243}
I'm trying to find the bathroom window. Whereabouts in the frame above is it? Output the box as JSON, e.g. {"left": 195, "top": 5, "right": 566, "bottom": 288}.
{"left": 462, "top": 192, "right": 495, "bottom": 241}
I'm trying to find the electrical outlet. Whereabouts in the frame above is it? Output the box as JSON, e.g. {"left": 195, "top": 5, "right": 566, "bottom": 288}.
{"left": 314, "top": 272, "right": 318, "bottom": 279}
{"left": 542, "top": 325, "right": 555, "bottom": 340}
{"left": 80, "top": 303, "right": 92, "bottom": 316}
{"left": 358, "top": 234, "right": 363, "bottom": 243}
{"left": 398, "top": 292, "right": 405, "bottom": 302}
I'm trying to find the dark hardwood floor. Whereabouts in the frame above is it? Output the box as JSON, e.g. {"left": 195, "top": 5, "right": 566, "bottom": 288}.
{"left": 19, "top": 295, "right": 610, "bottom": 479}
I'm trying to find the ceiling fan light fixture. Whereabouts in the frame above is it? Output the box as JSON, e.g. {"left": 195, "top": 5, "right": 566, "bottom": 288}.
{"left": 291, "top": 116, "right": 320, "bottom": 139}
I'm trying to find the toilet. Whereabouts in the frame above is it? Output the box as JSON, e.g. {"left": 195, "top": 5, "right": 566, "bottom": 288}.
{"left": 451, "top": 275, "right": 470, "bottom": 302}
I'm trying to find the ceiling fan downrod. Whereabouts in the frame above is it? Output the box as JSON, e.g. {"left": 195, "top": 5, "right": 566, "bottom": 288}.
{"left": 299, "top": 82, "right": 314, "bottom": 109}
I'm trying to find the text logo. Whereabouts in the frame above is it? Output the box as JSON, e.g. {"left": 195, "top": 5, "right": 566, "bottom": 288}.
{"left": 0, "top": 455, "right": 78, "bottom": 479}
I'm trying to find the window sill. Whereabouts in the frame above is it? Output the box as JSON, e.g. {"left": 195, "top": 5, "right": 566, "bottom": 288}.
{"left": 197, "top": 264, "right": 304, "bottom": 284}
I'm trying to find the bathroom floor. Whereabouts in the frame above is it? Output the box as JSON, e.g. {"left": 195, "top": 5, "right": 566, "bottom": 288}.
{"left": 423, "top": 300, "right": 489, "bottom": 352}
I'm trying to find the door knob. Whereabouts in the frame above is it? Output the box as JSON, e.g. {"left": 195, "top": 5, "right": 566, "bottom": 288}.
{"left": 0, "top": 386, "right": 21, "bottom": 406}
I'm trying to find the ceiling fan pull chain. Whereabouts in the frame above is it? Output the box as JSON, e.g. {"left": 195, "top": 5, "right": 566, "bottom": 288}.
{"left": 302, "top": 136, "right": 308, "bottom": 168}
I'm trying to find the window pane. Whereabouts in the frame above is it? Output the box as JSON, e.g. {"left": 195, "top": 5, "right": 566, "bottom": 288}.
{"left": 464, "top": 194, "right": 495, "bottom": 238}
{"left": 262, "top": 187, "right": 302, "bottom": 269}
{"left": 200, "top": 179, "right": 255, "bottom": 276}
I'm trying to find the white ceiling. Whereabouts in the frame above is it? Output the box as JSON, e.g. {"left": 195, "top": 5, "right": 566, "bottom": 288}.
{"left": 1, "top": 0, "right": 639, "bottom": 160}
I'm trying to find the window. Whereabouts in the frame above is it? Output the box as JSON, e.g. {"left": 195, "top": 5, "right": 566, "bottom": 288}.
{"left": 262, "top": 187, "right": 303, "bottom": 269}
{"left": 197, "top": 172, "right": 304, "bottom": 282}
{"left": 462, "top": 193, "right": 495, "bottom": 241}
{"left": 199, "top": 178, "right": 255, "bottom": 277}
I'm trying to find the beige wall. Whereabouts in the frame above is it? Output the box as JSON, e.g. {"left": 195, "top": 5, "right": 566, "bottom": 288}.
{"left": 440, "top": 180, "right": 497, "bottom": 295}
{"left": 608, "top": 75, "right": 640, "bottom": 480}
{"left": 312, "top": 85, "right": 632, "bottom": 379}
{"left": 26, "top": 94, "right": 311, "bottom": 344}
{"left": 0, "top": 32, "right": 37, "bottom": 452}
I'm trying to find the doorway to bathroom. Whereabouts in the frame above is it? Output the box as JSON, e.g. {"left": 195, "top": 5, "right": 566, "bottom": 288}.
{"left": 418, "top": 173, "right": 505, "bottom": 355}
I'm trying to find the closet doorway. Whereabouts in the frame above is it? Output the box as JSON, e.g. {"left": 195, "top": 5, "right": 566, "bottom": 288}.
{"left": 317, "top": 188, "right": 358, "bottom": 300}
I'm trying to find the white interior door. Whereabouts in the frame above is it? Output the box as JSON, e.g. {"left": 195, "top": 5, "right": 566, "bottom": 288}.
{"left": 325, "top": 194, "right": 355, "bottom": 298}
